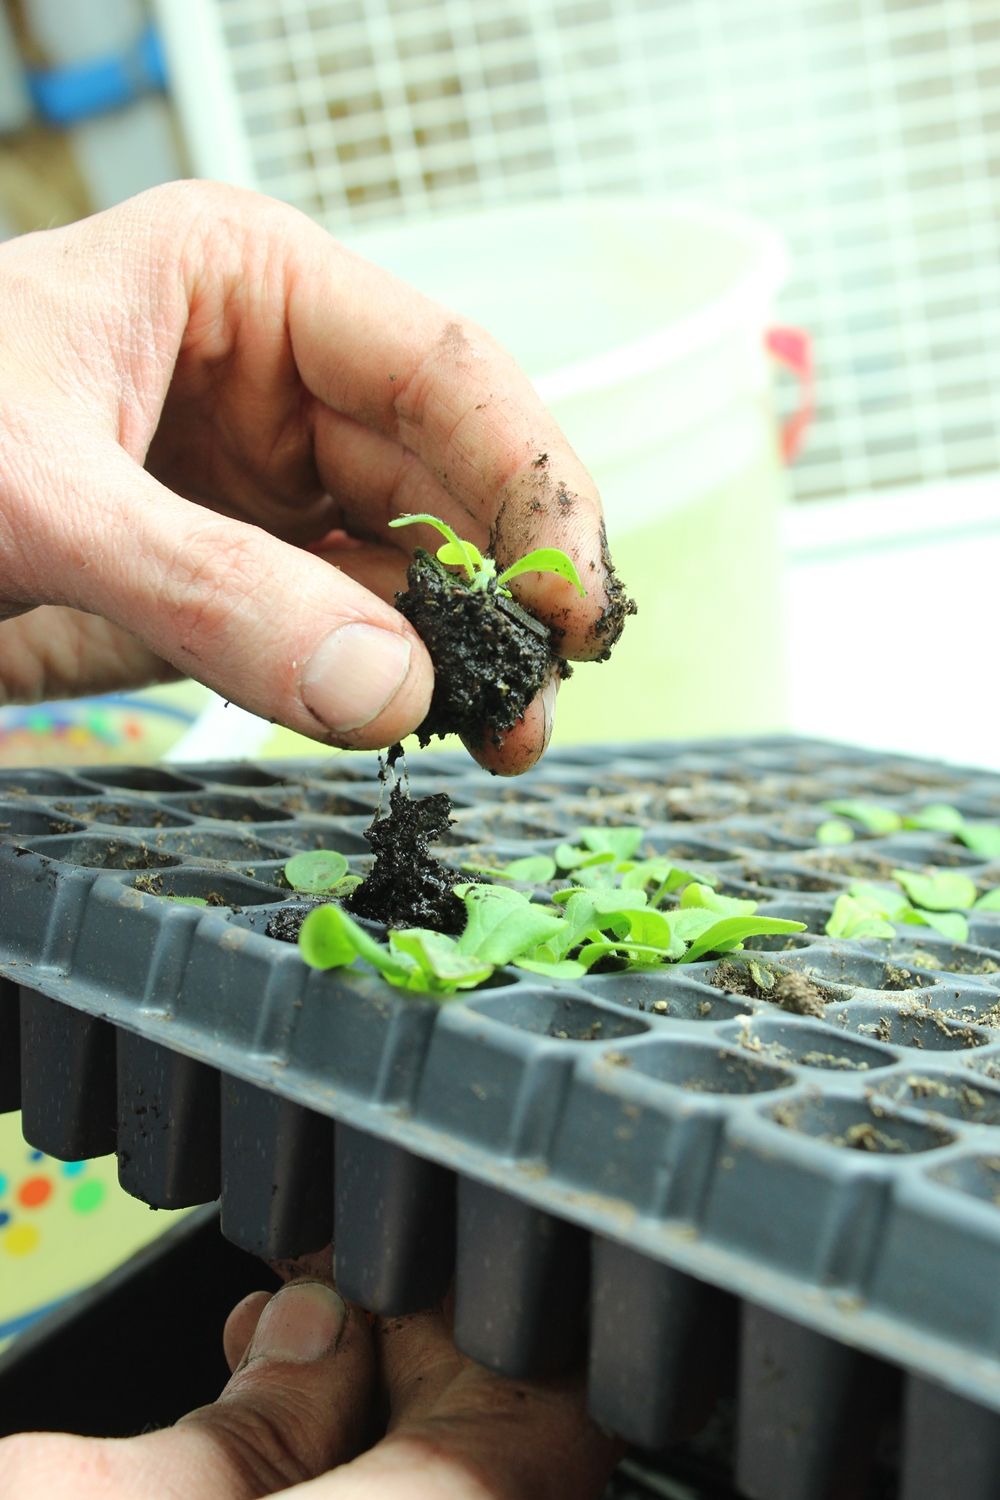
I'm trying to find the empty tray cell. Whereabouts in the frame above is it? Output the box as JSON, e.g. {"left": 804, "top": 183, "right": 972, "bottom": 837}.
{"left": 0, "top": 978, "right": 20, "bottom": 1112}
{"left": 901, "top": 1375, "right": 1000, "bottom": 1500}
{"left": 128, "top": 868, "right": 278, "bottom": 909}
{"left": 924, "top": 1152, "right": 1000, "bottom": 1208}
{"left": 871, "top": 835, "right": 984, "bottom": 870}
{"left": 266, "top": 820, "right": 371, "bottom": 855}
{"left": 578, "top": 970, "right": 753, "bottom": 1021}
{"left": 182, "top": 763, "right": 288, "bottom": 788}
{"left": 0, "top": 769, "right": 93, "bottom": 796}
{"left": 150, "top": 828, "right": 294, "bottom": 862}
{"left": 874, "top": 1070, "right": 1000, "bottom": 1125}
{"left": 736, "top": 1303, "right": 897, "bottom": 1500}
{"left": 262, "top": 785, "right": 383, "bottom": 818}
{"left": 588, "top": 1241, "right": 736, "bottom": 1448}
{"left": 167, "top": 792, "right": 295, "bottom": 823}
{"left": 334, "top": 1124, "right": 454, "bottom": 1312}
{"left": 19, "top": 834, "right": 179, "bottom": 870}
{"left": 626, "top": 1037, "right": 795, "bottom": 1096}
{"left": 735, "top": 863, "right": 849, "bottom": 895}
{"left": 220, "top": 1076, "right": 333, "bottom": 1259}
{"left": 879, "top": 937, "right": 1000, "bottom": 985}
{"left": 49, "top": 797, "right": 192, "bottom": 829}
{"left": 19, "top": 988, "right": 116, "bottom": 1159}
{"left": 0, "top": 806, "right": 85, "bottom": 838}
{"left": 782, "top": 946, "right": 920, "bottom": 992}
{"left": 463, "top": 989, "right": 649, "bottom": 1044}
{"left": 720, "top": 1015, "right": 898, "bottom": 1073}
{"left": 829, "top": 1001, "right": 991, "bottom": 1052}
{"left": 81, "top": 766, "right": 201, "bottom": 792}
{"left": 117, "top": 1033, "right": 220, "bottom": 1208}
{"left": 766, "top": 1093, "right": 954, "bottom": 1155}
{"left": 453, "top": 1178, "right": 588, "bottom": 1377}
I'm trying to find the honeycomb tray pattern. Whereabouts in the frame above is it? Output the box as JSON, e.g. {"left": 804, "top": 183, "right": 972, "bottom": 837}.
{"left": 4, "top": 736, "right": 1000, "bottom": 1500}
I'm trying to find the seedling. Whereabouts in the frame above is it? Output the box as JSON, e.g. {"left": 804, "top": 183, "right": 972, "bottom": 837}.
{"left": 283, "top": 849, "right": 361, "bottom": 897}
{"left": 389, "top": 513, "right": 586, "bottom": 599}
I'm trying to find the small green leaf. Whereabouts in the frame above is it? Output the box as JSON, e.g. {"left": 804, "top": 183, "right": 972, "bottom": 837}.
{"left": 974, "top": 888, "right": 1000, "bottom": 911}
{"left": 388, "top": 513, "right": 480, "bottom": 583}
{"left": 903, "top": 803, "right": 966, "bottom": 834}
{"left": 436, "top": 537, "right": 485, "bottom": 572}
{"left": 893, "top": 868, "right": 977, "bottom": 912}
{"left": 823, "top": 800, "right": 902, "bottom": 835}
{"left": 554, "top": 842, "right": 616, "bottom": 871}
{"left": 514, "top": 956, "right": 588, "bottom": 979}
{"left": 847, "top": 882, "right": 911, "bottom": 920}
{"left": 578, "top": 827, "right": 644, "bottom": 861}
{"left": 496, "top": 547, "right": 586, "bottom": 596}
{"left": 679, "top": 883, "right": 757, "bottom": 916}
{"left": 502, "top": 854, "right": 558, "bottom": 883}
{"left": 957, "top": 823, "right": 1000, "bottom": 860}
{"left": 388, "top": 928, "right": 493, "bottom": 991}
{"left": 284, "top": 849, "right": 350, "bottom": 893}
{"left": 817, "top": 819, "right": 854, "bottom": 845}
{"left": 679, "top": 916, "right": 806, "bottom": 965}
{"left": 826, "top": 893, "right": 896, "bottom": 940}
{"left": 455, "top": 885, "right": 565, "bottom": 965}
{"left": 899, "top": 908, "right": 969, "bottom": 944}
{"left": 164, "top": 894, "right": 209, "bottom": 908}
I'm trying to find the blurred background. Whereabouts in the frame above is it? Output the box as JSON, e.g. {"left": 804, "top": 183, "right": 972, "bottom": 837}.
{"left": 1, "top": 0, "right": 999, "bottom": 1417}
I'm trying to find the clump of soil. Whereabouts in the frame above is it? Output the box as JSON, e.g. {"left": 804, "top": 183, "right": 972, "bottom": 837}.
{"left": 711, "top": 958, "right": 834, "bottom": 1018}
{"left": 345, "top": 746, "right": 473, "bottom": 934}
{"left": 395, "top": 550, "right": 557, "bottom": 747}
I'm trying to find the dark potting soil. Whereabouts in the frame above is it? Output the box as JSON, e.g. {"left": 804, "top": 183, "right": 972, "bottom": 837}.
{"left": 344, "top": 748, "right": 472, "bottom": 934}
{"left": 395, "top": 549, "right": 558, "bottom": 747}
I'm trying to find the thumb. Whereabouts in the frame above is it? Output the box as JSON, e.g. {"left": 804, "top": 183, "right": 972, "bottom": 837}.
{"left": 144, "top": 1281, "right": 375, "bottom": 1499}
{"left": 32, "top": 442, "right": 434, "bottom": 749}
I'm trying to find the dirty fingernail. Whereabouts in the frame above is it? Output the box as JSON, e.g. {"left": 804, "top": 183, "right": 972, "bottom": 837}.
{"left": 247, "top": 1282, "right": 346, "bottom": 1364}
{"left": 302, "top": 624, "right": 412, "bottom": 732}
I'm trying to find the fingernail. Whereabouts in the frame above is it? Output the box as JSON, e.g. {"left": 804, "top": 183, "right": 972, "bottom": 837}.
{"left": 247, "top": 1282, "right": 347, "bottom": 1364}
{"left": 540, "top": 675, "right": 558, "bottom": 752}
{"left": 301, "top": 624, "right": 412, "bottom": 732}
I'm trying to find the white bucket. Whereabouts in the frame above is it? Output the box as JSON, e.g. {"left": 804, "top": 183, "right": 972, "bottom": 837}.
{"left": 347, "top": 198, "right": 791, "bottom": 745}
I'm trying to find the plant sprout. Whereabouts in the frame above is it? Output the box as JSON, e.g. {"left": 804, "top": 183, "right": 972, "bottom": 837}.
{"left": 388, "top": 513, "right": 586, "bottom": 599}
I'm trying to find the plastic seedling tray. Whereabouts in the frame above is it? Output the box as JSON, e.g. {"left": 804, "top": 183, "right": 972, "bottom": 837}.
{"left": 5, "top": 738, "right": 1000, "bottom": 1499}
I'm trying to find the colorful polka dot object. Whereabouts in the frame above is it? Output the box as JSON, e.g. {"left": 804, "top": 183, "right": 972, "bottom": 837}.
{"left": 0, "top": 1149, "right": 103, "bottom": 1261}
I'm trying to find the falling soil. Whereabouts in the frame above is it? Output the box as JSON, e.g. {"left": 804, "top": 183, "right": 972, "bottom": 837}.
{"left": 344, "top": 746, "right": 473, "bottom": 934}
{"left": 395, "top": 550, "right": 557, "bottom": 747}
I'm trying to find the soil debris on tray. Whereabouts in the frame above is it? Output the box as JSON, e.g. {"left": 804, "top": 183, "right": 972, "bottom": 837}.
{"left": 710, "top": 959, "right": 833, "bottom": 1018}
{"left": 345, "top": 745, "right": 473, "bottom": 934}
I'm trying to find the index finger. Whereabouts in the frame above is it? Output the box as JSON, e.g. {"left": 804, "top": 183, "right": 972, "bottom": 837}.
{"left": 287, "top": 241, "right": 632, "bottom": 662}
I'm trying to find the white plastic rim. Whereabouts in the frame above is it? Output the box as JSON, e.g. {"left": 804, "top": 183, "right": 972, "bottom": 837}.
{"left": 346, "top": 197, "right": 789, "bottom": 402}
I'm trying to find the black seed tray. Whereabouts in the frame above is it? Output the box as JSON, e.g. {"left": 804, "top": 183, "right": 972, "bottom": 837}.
{"left": 6, "top": 737, "right": 1000, "bottom": 1499}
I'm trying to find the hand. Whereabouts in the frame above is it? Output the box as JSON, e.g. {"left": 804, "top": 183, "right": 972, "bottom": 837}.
{"left": 0, "top": 182, "right": 619, "bottom": 774}
{"left": 0, "top": 1279, "right": 621, "bottom": 1498}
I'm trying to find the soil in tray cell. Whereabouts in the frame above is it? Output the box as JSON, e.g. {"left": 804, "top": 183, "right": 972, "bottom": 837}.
{"left": 708, "top": 958, "right": 840, "bottom": 1019}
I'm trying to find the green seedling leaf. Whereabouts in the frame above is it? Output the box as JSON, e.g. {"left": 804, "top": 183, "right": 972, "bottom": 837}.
{"left": 575, "top": 941, "right": 670, "bottom": 971}
{"left": 847, "top": 882, "right": 911, "bottom": 920}
{"left": 679, "top": 883, "right": 757, "bottom": 916}
{"left": 899, "top": 908, "right": 969, "bottom": 944}
{"left": 974, "top": 888, "right": 1000, "bottom": 911}
{"left": 164, "top": 895, "right": 209, "bottom": 908}
{"left": 496, "top": 548, "right": 586, "bottom": 596}
{"left": 679, "top": 916, "right": 806, "bottom": 965}
{"left": 388, "top": 513, "right": 481, "bottom": 583}
{"left": 826, "top": 894, "right": 896, "bottom": 941}
{"left": 502, "top": 855, "right": 558, "bottom": 883}
{"left": 455, "top": 884, "right": 565, "bottom": 966}
{"left": 578, "top": 826, "right": 645, "bottom": 862}
{"left": 823, "top": 800, "right": 902, "bottom": 835}
{"left": 903, "top": 803, "right": 966, "bottom": 834}
{"left": 957, "top": 823, "right": 1000, "bottom": 860}
{"left": 284, "top": 849, "right": 350, "bottom": 894}
{"left": 554, "top": 843, "right": 616, "bottom": 871}
{"left": 621, "top": 859, "right": 715, "bottom": 901}
{"left": 817, "top": 819, "right": 854, "bottom": 845}
{"left": 436, "top": 537, "right": 486, "bottom": 572}
{"left": 388, "top": 928, "right": 493, "bottom": 991}
{"left": 298, "top": 903, "right": 411, "bottom": 982}
{"left": 893, "top": 868, "right": 977, "bottom": 912}
{"left": 514, "top": 956, "right": 588, "bottom": 979}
